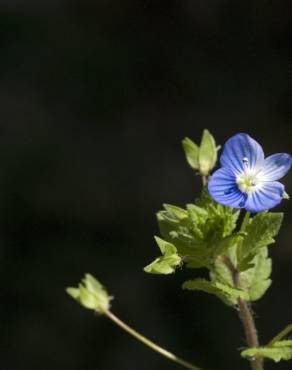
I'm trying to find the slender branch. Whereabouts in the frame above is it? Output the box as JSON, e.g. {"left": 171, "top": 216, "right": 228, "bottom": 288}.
{"left": 103, "top": 310, "right": 203, "bottom": 370}
{"left": 201, "top": 175, "right": 209, "bottom": 187}
{"left": 268, "top": 324, "right": 292, "bottom": 346}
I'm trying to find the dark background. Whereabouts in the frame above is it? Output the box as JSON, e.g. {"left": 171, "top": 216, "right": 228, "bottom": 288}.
{"left": 0, "top": 1, "right": 291, "bottom": 370}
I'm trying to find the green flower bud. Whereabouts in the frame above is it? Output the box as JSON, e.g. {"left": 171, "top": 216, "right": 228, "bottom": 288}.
{"left": 67, "top": 274, "right": 112, "bottom": 313}
{"left": 182, "top": 130, "right": 219, "bottom": 177}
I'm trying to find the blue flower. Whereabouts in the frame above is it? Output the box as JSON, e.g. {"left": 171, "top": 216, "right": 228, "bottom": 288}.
{"left": 208, "top": 133, "right": 292, "bottom": 213}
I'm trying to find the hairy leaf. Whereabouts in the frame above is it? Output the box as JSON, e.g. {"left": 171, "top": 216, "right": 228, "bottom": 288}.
{"left": 182, "top": 278, "right": 248, "bottom": 305}
{"left": 242, "top": 341, "right": 292, "bottom": 362}
{"left": 238, "top": 212, "right": 283, "bottom": 271}
{"left": 156, "top": 193, "right": 240, "bottom": 270}
{"left": 239, "top": 247, "right": 272, "bottom": 301}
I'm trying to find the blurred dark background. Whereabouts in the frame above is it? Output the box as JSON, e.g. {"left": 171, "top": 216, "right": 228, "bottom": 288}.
{"left": 0, "top": 1, "right": 291, "bottom": 370}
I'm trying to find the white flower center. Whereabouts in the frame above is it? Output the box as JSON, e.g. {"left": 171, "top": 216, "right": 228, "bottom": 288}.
{"left": 236, "top": 158, "right": 262, "bottom": 193}
{"left": 236, "top": 172, "right": 258, "bottom": 193}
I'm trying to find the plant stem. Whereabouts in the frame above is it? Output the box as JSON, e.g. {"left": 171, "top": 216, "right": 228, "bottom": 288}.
{"left": 268, "top": 324, "right": 292, "bottom": 346}
{"left": 237, "top": 299, "right": 263, "bottom": 370}
{"left": 224, "top": 256, "right": 263, "bottom": 370}
{"left": 104, "top": 310, "right": 203, "bottom": 370}
{"left": 240, "top": 211, "right": 251, "bottom": 233}
{"left": 202, "top": 175, "right": 208, "bottom": 187}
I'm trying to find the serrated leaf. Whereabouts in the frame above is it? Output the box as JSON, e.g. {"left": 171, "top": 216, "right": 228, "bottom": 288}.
{"left": 183, "top": 278, "right": 220, "bottom": 294}
{"left": 182, "top": 278, "right": 248, "bottom": 305}
{"left": 182, "top": 137, "right": 200, "bottom": 170}
{"left": 242, "top": 341, "right": 292, "bottom": 362}
{"left": 156, "top": 194, "right": 241, "bottom": 271}
{"left": 238, "top": 212, "right": 283, "bottom": 271}
{"left": 144, "top": 237, "right": 181, "bottom": 274}
{"left": 66, "top": 274, "right": 112, "bottom": 313}
{"left": 242, "top": 325, "right": 292, "bottom": 363}
{"left": 199, "top": 130, "right": 217, "bottom": 176}
{"left": 239, "top": 247, "right": 272, "bottom": 301}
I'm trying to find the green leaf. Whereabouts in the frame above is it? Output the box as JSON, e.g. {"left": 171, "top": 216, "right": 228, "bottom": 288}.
{"left": 242, "top": 341, "right": 292, "bottom": 362}
{"left": 199, "top": 130, "right": 217, "bottom": 176}
{"left": 213, "top": 246, "right": 272, "bottom": 302}
{"left": 182, "top": 278, "right": 248, "bottom": 305}
{"left": 186, "top": 204, "right": 208, "bottom": 225}
{"left": 238, "top": 212, "right": 283, "bottom": 271}
{"left": 66, "top": 274, "right": 112, "bottom": 313}
{"left": 242, "top": 324, "right": 292, "bottom": 362}
{"left": 144, "top": 237, "right": 181, "bottom": 274}
{"left": 156, "top": 194, "right": 240, "bottom": 270}
{"left": 213, "top": 232, "right": 244, "bottom": 259}
{"left": 239, "top": 247, "right": 272, "bottom": 301}
{"left": 182, "top": 137, "right": 200, "bottom": 170}
{"left": 163, "top": 204, "right": 188, "bottom": 220}
{"left": 154, "top": 236, "right": 178, "bottom": 255}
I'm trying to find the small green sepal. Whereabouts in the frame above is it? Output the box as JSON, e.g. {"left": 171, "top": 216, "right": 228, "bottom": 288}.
{"left": 199, "top": 130, "right": 218, "bottom": 176}
{"left": 66, "top": 274, "right": 112, "bottom": 313}
{"left": 182, "top": 137, "right": 200, "bottom": 170}
{"left": 182, "top": 130, "right": 218, "bottom": 176}
{"left": 283, "top": 191, "right": 290, "bottom": 200}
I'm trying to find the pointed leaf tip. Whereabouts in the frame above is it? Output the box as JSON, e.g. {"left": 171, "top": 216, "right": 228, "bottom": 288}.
{"left": 144, "top": 238, "right": 181, "bottom": 275}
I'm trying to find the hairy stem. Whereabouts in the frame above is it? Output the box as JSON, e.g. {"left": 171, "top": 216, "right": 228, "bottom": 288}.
{"left": 104, "top": 310, "right": 203, "bottom": 370}
{"left": 237, "top": 299, "right": 263, "bottom": 370}
{"left": 224, "top": 256, "right": 263, "bottom": 370}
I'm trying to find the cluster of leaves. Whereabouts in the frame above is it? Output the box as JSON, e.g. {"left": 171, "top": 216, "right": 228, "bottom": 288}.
{"left": 144, "top": 132, "right": 284, "bottom": 306}
{"left": 145, "top": 191, "right": 283, "bottom": 305}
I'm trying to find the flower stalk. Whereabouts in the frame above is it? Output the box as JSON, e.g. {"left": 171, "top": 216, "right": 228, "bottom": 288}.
{"left": 103, "top": 310, "right": 203, "bottom": 370}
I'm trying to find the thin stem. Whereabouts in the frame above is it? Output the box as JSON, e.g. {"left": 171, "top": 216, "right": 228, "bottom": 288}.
{"left": 201, "top": 175, "right": 208, "bottom": 187}
{"left": 104, "top": 310, "right": 203, "bottom": 370}
{"left": 268, "top": 324, "right": 292, "bottom": 346}
{"left": 240, "top": 211, "right": 251, "bottom": 233}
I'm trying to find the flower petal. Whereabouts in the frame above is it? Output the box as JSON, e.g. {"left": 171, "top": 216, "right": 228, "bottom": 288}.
{"left": 220, "top": 133, "right": 265, "bottom": 175}
{"left": 208, "top": 167, "right": 247, "bottom": 208}
{"left": 245, "top": 181, "right": 285, "bottom": 213}
{"left": 260, "top": 153, "right": 292, "bottom": 181}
